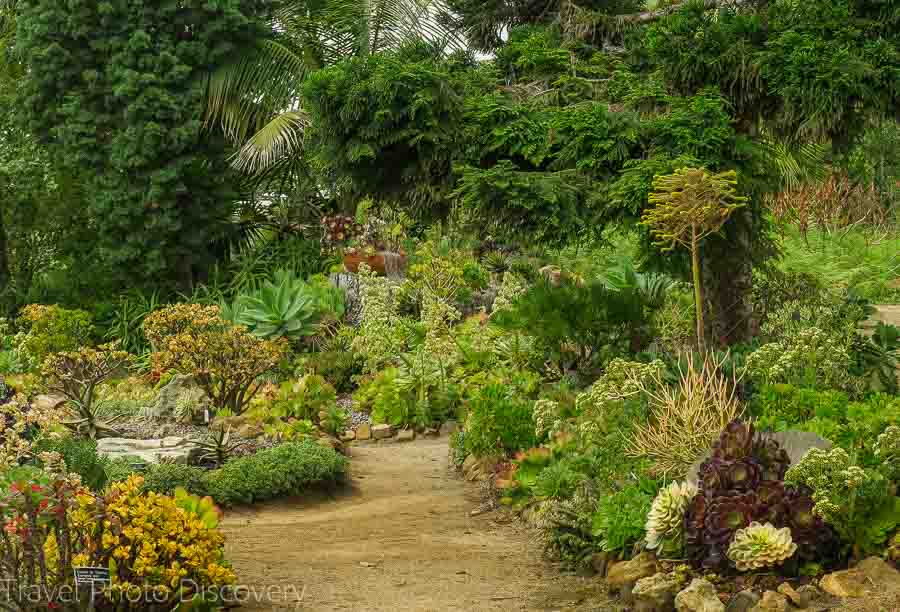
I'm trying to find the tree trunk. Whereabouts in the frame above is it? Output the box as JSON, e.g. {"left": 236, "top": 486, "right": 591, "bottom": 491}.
{"left": 691, "top": 225, "right": 705, "bottom": 350}
{"left": 0, "top": 211, "right": 13, "bottom": 316}
{"left": 702, "top": 209, "right": 756, "bottom": 345}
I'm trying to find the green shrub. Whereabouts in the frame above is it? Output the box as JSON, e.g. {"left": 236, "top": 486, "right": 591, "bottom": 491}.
{"left": 142, "top": 462, "right": 209, "bottom": 496}
{"left": 103, "top": 456, "right": 138, "bottom": 484}
{"left": 751, "top": 385, "right": 900, "bottom": 468}
{"left": 203, "top": 440, "right": 347, "bottom": 506}
{"left": 33, "top": 437, "right": 108, "bottom": 491}
{"left": 269, "top": 375, "right": 337, "bottom": 423}
{"left": 300, "top": 350, "right": 360, "bottom": 393}
{"left": 592, "top": 479, "right": 659, "bottom": 557}
{"left": 15, "top": 304, "right": 94, "bottom": 369}
{"left": 463, "top": 383, "right": 536, "bottom": 457}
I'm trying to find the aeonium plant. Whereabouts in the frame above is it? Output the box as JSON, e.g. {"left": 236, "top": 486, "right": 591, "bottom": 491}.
{"left": 645, "top": 420, "right": 836, "bottom": 573}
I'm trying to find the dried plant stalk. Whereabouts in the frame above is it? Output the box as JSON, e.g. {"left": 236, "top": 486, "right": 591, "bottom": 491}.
{"left": 626, "top": 352, "right": 744, "bottom": 477}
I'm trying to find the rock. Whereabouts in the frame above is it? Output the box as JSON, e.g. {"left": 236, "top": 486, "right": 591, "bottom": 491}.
{"left": 97, "top": 437, "right": 199, "bottom": 464}
{"left": 372, "top": 424, "right": 393, "bottom": 440}
{"left": 356, "top": 423, "right": 371, "bottom": 440}
{"left": 776, "top": 583, "right": 806, "bottom": 609}
{"left": 794, "top": 586, "right": 822, "bottom": 607}
{"left": 687, "top": 430, "right": 832, "bottom": 485}
{"left": 424, "top": 427, "right": 440, "bottom": 438}
{"left": 725, "top": 590, "right": 759, "bottom": 612}
{"left": 590, "top": 552, "right": 611, "bottom": 577}
{"left": 821, "top": 556, "right": 900, "bottom": 598}
{"left": 340, "top": 430, "right": 356, "bottom": 442}
{"left": 317, "top": 410, "right": 328, "bottom": 422}
{"left": 675, "top": 579, "right": 725, "bottom": 612}
{"left": 767, "top": 431, "right": 833, "bottom": 467}
{"left": 632, "top": 573, "right": 680, "bottom": 612}
{"left": 396, "top": 429, "right": 415, "bottom": 442}
{"left": 461, "top": 454, "right": 499, "bottom": 481}
{"left": 236, "top": 422, "right": 264, "bottom": 439}
{"left": 749, "top": 591, "right": 788, "bottom": 612}
{"left": 147, "top": 374, "right": 205, "bottom": 422}
{"left": 316, "top": 436, "right": 345, "bottom": 454}
{"left": 33, "top": 394, "right": 66, "bottom": 412}
{"left": 440, "top": 420, "right": 459, "bottom": 436}
{"left": 606, "top": 552, "right": 658, "bottom": 589}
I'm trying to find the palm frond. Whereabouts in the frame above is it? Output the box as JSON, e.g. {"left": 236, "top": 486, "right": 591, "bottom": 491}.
{"left": 231, "top": 110, "right": 309, "bottom": 174}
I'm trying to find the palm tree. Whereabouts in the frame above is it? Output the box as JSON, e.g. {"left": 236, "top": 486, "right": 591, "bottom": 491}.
{"left": 204, "top": 0, "right": 460, "bottom": 175}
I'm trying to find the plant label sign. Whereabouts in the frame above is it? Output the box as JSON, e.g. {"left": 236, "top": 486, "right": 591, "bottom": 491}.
{"left": 73, "top": 567, "right": 111, "bottom": 585}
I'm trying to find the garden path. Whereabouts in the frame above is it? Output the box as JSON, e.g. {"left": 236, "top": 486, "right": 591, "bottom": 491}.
{"left": 220, "top": 437, "right": 616, "bottom": 611}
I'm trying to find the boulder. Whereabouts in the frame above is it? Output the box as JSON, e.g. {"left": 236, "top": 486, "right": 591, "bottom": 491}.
{"left": 33, "top": 394, "right": 67, "bottom": 412}
{"left": 749, "top": 591, "right": 788, "bottom": 612}
{"left": 440, "top": 420, "right": 459, "bottom": 436}
{"left": 606, "top": 552, "right": 658, "bottom": 589}
{"left": 675, "top": 579, "right": 725, "bottom": 612}
{"left": 147, "top": 375, "right": 206, "bottom": 422}
{"left": 776, "top": 583, "right": 806, "bottom": 609}
{"left": 423, "top": 427, "right": 440, "bottom": 438}
{"left": 396, "top": 429, "right": 415, "bottom": 442}
{"left": 340, "top": 430, "right": 356, "bottom": 442}
{"left": 820, "top": 556, "right": 900, "bottom": 598}
{"left": 356, "top": 423, "right": 372, "bottom": 440}
{"left": 372, "top": 424, "right": 393, "bottom": 440}
{"left": 632, "top": 572, "right": 680, "bottom": 612}
{"left": 725, "top": 590, "right": 759, "bottom": 612}
{"left": 97, "top": 437, "right": 199, "bottom": 464}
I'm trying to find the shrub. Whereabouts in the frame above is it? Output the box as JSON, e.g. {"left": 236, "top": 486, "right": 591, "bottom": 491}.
{"left": 14, "top": 304, "right": 94, "bottom": 369}
{"left": 142, "top": 462, "right": 209, "bottom": 496}
{"left": 300, "top": 348, "right": 360, "bottom": 393}
{"left": 463, "top": 383, "right": 537, "bottom": 457}
{"left": 750, "top": 384, "right": 900, "bottom": 468}
{"left": 627, "top": 353, "right": 743, "bottom": 477}
{"left": 202, "top": 440, "right": 347, "bottom": 506}
{"left": 42, "top": 345, "right": 132, "bottom": 439}
{"left": 269, "top": 374, "right": 337, "bottom": 423}
{"left": 145, "top": 305, "right": 289, "bottom": 415}
{"left": 0, "top": 392, "right": 64, "bottom": 469}
{"left": 33, "top": 437, "right": 108, "bottom": 491}
{"left": 0, "top": 471, "right": 234, "bottom": 610}
{"left": 142, "top": 303, "right": 222, "bottom": 349}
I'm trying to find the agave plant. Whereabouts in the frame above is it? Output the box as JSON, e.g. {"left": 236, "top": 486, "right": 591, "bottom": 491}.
{"left": 195, "top": 426, "right": 248, "bottom": 467}
{"left": 223, "top": 270, "right": 322, "bottom": 340}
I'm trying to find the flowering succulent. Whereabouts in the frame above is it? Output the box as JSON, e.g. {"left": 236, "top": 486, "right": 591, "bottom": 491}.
{"left": 645, "top": 480, "right": 698, "bottom": 553}
{"left": 786, "top": 447, "right": 895, "bottom": 557}
{"left": 727, "top": 522, "right": 798, "bottom": 571}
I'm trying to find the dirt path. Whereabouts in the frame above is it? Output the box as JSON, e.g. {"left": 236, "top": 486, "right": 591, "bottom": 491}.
{"left": 221, "top": 438, "right": 611, "bottom": 611}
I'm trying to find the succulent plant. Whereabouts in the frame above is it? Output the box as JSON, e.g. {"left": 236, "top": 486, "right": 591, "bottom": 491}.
{"left": 752, "top": 434, "right": 792, "bottom": 481}
{"left": 727, "top": 522, "right": 798, "bottom": 571}
{"left": 684, "top": 420, "right": 823, "bottom": 571}
{"left": 645, "top": 480, "right": 699, "bottom": 553}
{"left": 712, "top": 419, "right": 755, "bottom": 461}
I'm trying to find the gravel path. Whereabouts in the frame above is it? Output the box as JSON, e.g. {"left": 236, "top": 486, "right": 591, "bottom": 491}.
{"left": 220, "top": 438, "right": 617, "bottom": 611}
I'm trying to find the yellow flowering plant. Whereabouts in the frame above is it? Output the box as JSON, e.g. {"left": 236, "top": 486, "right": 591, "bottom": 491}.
{"left": 1, "top": 468, "right": 235, "bottom": 610}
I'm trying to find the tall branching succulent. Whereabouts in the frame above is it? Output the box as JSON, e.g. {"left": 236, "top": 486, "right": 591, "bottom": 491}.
{"left": 641, "top": 168, "right": 747, "bottom": 347}
{"left": 42, "top": 346, "right": 132, "bottom": 439}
